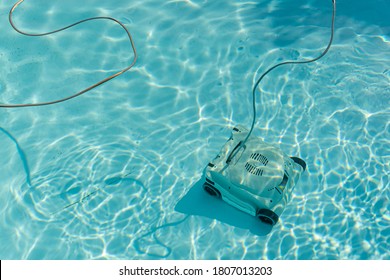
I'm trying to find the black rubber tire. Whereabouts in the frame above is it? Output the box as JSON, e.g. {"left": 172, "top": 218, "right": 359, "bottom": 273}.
{"left": 291, "top": 156, "right": 307, "bottom": 171}
{"left": 203, "top": 183, "right": 221, "bottom": 198}
{"left": 257, "top": 209, "right": 279, "bottom": 226}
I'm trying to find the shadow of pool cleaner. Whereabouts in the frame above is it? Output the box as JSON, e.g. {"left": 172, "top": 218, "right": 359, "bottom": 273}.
{"left": 175, "top": 179, "right": 273, "bottom": 236}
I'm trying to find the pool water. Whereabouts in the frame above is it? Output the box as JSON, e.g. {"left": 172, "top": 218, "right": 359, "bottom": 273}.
{"left": 0, "top": 0, "right": 389, "bottom": 259}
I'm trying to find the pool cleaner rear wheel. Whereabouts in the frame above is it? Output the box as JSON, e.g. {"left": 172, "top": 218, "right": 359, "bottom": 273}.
{"left": 203, "top": 182, "right": 221, "bottom": 198}
{"left": 257, "top": 209, "right": 279, "bottom": 226}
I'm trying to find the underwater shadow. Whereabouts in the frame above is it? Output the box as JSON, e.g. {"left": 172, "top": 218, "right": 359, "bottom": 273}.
{"left": 175, "top": 178, "right": 273, "bottom": 236}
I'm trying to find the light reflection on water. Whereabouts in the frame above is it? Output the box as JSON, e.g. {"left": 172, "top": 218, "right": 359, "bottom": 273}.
{"left": 0, "top": 0, "right": 389, "bottom": 259}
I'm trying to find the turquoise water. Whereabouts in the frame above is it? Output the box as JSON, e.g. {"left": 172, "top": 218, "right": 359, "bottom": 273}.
{"left": 0, "top": 0, "right": 389, "bottom": 259}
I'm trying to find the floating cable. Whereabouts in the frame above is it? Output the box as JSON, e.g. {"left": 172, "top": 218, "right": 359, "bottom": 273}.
{"left": 0, "top": 0, "right": 137, "bottom": 108}
{"left": 0, "top": 127, "right": 31, "bottom": 186}
{"left": 228, "top": 0, "right": 336, "bottom": 162}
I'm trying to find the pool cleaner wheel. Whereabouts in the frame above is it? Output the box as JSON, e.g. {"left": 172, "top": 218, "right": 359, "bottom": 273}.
{"left": 203, "top": 183, "right": 221, "bottom": 198}
{"left": 291, "top": 157, "right": 307, "bottom": 171}
{"left": 257, "top": 209, "right": 279, "bottom": 226}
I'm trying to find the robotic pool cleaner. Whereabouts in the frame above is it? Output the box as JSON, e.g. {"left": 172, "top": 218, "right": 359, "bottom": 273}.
{"left": 204, "top": 126, "right": 306, "bottom": 226}
{"left": 203, "top": 0, "right": 336, "bottom": 226}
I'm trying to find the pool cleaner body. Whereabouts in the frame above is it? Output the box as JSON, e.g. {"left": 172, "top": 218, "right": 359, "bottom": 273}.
{"left": 203, "top": 126, "right": 306, "bottom": 226}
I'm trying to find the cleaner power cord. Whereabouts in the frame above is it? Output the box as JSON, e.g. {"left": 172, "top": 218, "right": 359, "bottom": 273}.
{"left": 228, "top": 0, "right": 336, "bottom": 163}
{"left": 0, "top": 0, "right": 137, "bottom": 108}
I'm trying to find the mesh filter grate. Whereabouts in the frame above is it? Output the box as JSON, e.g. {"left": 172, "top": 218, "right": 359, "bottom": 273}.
{"left": 245, "top": 163, "right": 264, "bottom": 176}
{"left": 245, "top": 153, "right": 269, "bottom": 176}
{"left": 250, "top": 153, "right": 269, "bottom": 166}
